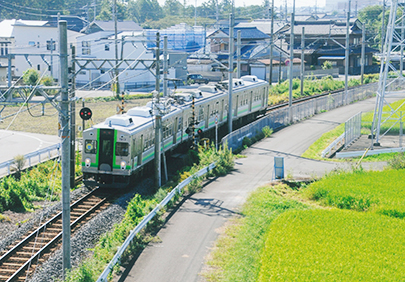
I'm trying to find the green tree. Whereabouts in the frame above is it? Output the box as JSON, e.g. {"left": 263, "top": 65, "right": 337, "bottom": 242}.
{"left": 23, "top": 69, "right": 40, "bottom": 86}
{"left": 358, "top": 5, "right": 383, "bottom": 48}
{"left": 163, "top": 0, "right": 183, "bottom": 17}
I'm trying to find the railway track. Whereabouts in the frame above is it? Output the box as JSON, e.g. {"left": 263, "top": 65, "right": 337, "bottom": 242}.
{"left": 0, "top": 188, "right": 111, "bottom": 282}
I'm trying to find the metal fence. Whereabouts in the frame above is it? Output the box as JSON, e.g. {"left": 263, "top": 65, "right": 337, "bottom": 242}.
{"left": 222, "top": 82, "right": 378, "bottom": 151}
{"left": 0, "top": 143, "right": 60, "bottom": 177}
{"left": 97, "top": 162, "right": 216, "bottom": 282}
{"left": 344, "top": 112, "right": 362, "bottom": 148}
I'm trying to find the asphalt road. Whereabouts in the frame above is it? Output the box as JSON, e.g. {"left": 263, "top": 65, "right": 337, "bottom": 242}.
{"left": 0, "top": 130, "right": 60, "bottom": 164}
{"left": 115, "top": 97, "right": 388, "bottom": 282}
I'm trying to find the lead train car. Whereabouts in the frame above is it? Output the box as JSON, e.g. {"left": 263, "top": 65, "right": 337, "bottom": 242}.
{"left": 82, "top": 75, "right": 268, "bottom": 188}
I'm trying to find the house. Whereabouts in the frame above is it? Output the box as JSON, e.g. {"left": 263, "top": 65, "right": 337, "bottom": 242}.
{"left": 285, "top": 19, "right": 379, "bottom": 74}
{"left": 208, "top": 26, "right": 270, "bottom": 54}
{"left": 0, "top": 19, "right": 79, "bottom": 85}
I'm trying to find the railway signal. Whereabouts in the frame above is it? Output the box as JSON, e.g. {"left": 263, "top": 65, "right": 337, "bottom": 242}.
{"left": 79, "top": 107, "right": 92, "bottom": 120}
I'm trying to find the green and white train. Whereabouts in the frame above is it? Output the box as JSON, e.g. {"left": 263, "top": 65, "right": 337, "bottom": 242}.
{"left": 81, "top": 75, "right": 269, "bottom": 187}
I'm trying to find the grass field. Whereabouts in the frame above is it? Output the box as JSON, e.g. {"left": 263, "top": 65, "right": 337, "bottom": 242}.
{"left": 258, "top": 209, "right": 405, "bottom": 281}
{"left": 362, "top": 98, "right": 405, "bottom": 134}
{"left": 0, "top": 98, "right": 150, "bottom": 135}
{"left": 204, "top": 167, "right": 405, "bottom": 281}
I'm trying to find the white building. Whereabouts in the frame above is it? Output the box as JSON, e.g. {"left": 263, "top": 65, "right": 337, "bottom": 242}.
{"left": 76, "top": 21, "right": 174, "bottom": 91}
{"left": 0, "top": 19, "right": 79, "bottom": 84}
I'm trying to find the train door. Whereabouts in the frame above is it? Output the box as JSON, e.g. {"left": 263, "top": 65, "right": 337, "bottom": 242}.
{"left": 205, "top": 104, "right": 210, "bottom": 129}
{"left": 173, "top": 117, "right": 178, "bottom": 144}
{"left": 235, "top": 95, "right": 239, "bottom": 117}
{"left": 220, "top": 99, "right": 224, "bottom": 121}
{"left": 138, "top": 134, "right": 143, "bottom": 166}
{"left": 262, "top": 88, "right": 266, "bottom": 107}
{"left": 249, "top": 90, "right": 253, "bottom": 112}
{"left": 98, "top": 129, "right": 114, "bottom": 171}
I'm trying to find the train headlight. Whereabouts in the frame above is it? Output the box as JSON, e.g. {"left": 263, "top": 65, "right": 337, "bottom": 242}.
{"left": 85, "top": 158, "right": 91, "bottom": 167}
{"left": 120, "top": 161, "right": 127, "bottom": 170}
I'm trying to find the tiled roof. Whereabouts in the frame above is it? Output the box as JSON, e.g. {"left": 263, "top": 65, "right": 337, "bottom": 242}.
{"left": 236, "top": 20, "right": 289, "bottom": 35}
{"left": 216, "top": 27, "right": 270, "bottom": 40}
{"left": 92, "top": 21, "right": 143, "bottom": 32}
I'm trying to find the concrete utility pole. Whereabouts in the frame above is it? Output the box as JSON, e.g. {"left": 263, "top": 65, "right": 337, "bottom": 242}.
{"left": 361, "top": 23, "right": 365, "bottom": 85}
{"left": 70, "top": 45, "right": 76, "bottom": 189}
{"left": 288, "top": 12, "right": 295, "bottom": 123}
{"left": 114, "top": 0, "right": 120, "bottom": 97}
{"left": 59, "top": 21, "right": 71, "bottom": 277}
{"left": 163, "top": 36, "right": 168, "bottom": 97}
{"left": 7, "top": 54, "right": 12, "bottom": 88}
{"left": 154, "top": 33, "right": 161, "bottom": 188}
{"left": 382, "top": 0, "right": 386, "bottom": 52}
{"left": 300, "top": 27, "right": 305, "bottom": 97}
{"left": 401, "top": 15, "right": 405, "bottom": 76}
{"left": 237, "top": 30, "right": 241, "bottom": 78}
{"left": 228, "top": 13, "right": 234, "bottom": 134}
{"left": 344, "top": 4, "right": 350, "bottom": 104}
{"left": 269, "top": 0, "right": 274, "bottom": 84}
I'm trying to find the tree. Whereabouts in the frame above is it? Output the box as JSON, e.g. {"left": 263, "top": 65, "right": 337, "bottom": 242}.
{"left": 163, "top": 0, "right": 183, "bottom": 17}
{"left": 358, "top": 5, "right": 383, "bottom": 48}
{"left": 23, "top": 69, "right": 40, "bottom": 86}
{"left": 96, "top": 0, "right": 128, "bottom": 21}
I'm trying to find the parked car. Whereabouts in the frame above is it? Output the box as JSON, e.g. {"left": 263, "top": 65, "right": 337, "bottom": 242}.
{"left": 187, "top": 74, "right": 209, "bottom": 84}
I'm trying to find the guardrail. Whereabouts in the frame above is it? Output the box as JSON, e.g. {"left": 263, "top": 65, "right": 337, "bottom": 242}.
{"left": 0, "top": 143, "right": 60, "bottom": 177}
{"left": 97, "top": 162, "right": 217, "bottom": 282}
{"left": 321, "top": 133, "right": 345, "bottom": 158}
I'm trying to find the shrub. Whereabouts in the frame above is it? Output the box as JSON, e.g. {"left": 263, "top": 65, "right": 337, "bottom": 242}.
{"left": 387, "top": 153, "right": 405, "bottom": 169}
{"left": 242, "top": 136, "right": 252, "bottom": 147}
{"left": 321, "top": 60, "right": 333, "bottom": 70}
{"left": 262, "top": 126, "right": 273, "bottom": 138}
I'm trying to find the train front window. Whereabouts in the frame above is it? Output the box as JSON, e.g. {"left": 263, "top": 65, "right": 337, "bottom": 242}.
{"left": 85, "top": 140, "right": 97, "bottom": 154}
{"left": 115, "top": 142, "right": 129, "bottom": 156}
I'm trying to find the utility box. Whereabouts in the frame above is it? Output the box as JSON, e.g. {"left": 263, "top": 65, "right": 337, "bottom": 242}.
{"left": 274, "top": 157, "right": 284, "bottom": 179}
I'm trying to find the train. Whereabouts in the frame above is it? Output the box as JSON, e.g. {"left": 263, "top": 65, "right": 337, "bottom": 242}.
{"left": 81, "top": 75, "right": 269, "bottom": 187}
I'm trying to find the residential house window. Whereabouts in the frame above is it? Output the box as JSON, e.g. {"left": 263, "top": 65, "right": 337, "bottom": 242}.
{"left": 37, "top": 42, "right": 40, "bottom": 48}
{"left": 0, "top": 43, "right": 6, "bottom": 56}
{"left": 82, "top": 41, "right": 91, "bottom": 55}
{"left": 105, "top": 44, "right": 110, "bottom": 51}
{"left": 37, "top": 64, "right": 40, "bottom": 71}
{"left": 46, "top": 40, "right": 56, "bottom": 51}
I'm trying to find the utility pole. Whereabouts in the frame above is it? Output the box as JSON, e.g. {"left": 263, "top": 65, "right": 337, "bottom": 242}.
{"left": 114, "top": 0, "right": 120, "bottom": 98}
{"left": 70, "top": 45, "right": 76, "bottom": 189}
{"left": 361, "top": 23, "right": 365, "bottom": 85}
{"left": 163, "top": 36, "right": 168, "bottom": 97}
{"left": 154, "top": 33, "right": 161, "bottom": 188}
{"left": 7, "top": 54, "right": 12, "bottom": 88}
{"left": 50, "top": 38, "right": 54, "bottom": 78}
{"left": 382, "top": 0, "right": 386, "bottom": 52}
{"left": 344, "top": 2, "right": 350, "bottom": 104}
{"left": 288, "top": 12, "right": 295, "bottom": 123}
{"left": 59, "top": 21, "right": 71, "bottom": 277}
{"left": 300, "top": 27, "right": 305, "bottom": 97}
{"left": 237, "top": 30, "right": 241, "bottom": 78}
{"left": 269, "top": 0, "right": 274, "bottom": 85}
{"left": 228, "top": 13, "right": 234, "bottom": 134}
{"left": 401, "top": 15, "right": 405, "bottom": 76}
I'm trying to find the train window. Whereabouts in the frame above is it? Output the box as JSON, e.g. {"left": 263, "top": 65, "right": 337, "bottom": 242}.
{"left": 115, "top": 142, "right": 129, "bottom": 156}
{"left": 84, "top": 140, "right": 97, "bottom": 154}
{"left": 198, "top": 107, "right": 204, "bottom": 122}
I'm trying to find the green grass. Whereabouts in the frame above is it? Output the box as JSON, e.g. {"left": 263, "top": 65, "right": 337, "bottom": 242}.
{"left": 0, "top": 98, "right": 150, "bottom": 135}
{"left": 203, "top": 185, "right": 308, "bottom": 282}
{"left": 258, "top": 209, "right": 405, "bottom": 281}
{"left": 301, "top": 124, "right": 344, "bottom": 160}
{"left": 302, "top": 169, "right": 405, "bottom": 217}
{"left": 362, "top": 98, "right": 405, "bottom": 134}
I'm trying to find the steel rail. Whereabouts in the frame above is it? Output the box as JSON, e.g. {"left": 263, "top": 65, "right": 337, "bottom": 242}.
{"left": 0, "top": 188, "right": 108, "bottom": 282}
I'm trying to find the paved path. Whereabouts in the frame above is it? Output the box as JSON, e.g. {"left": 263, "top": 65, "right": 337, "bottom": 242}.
{"left": 115, "top": 96, "right": 387, "bottom": 282}
{"left": 0, "top": 130, "right": 60, "bottom": 164}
